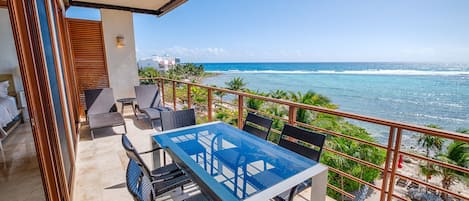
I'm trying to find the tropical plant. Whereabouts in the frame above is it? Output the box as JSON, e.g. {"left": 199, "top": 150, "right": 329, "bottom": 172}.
{"left": 225, "top": 77, "right": 246, "bottom": 91}
{"left": 245, "top": 90, "right": 265, "bottom": 110}
{"left": 212, "top": 85, "right": 226, "bottom": 103}
{"left": 138, "top": 67, "right": 160, "bottom": 84}
{"left": 418, "top": 124, "right": 445, "bottom": 182}
{"left": 435, "top": 140, "right": 469, "bottom": 200}
{"left": 269, "top": 89, "right": 288, "bottom": 99}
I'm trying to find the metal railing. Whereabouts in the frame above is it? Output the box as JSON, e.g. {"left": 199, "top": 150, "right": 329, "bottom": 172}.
{"left": 141, "top": 77, "right": 469, "bottom": 201}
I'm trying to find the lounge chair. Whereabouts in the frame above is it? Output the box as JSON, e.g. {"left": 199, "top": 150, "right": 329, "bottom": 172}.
{"left": 407, "top": 181, "right": 419, "bottom": 190}
{"left": 396, "top": 177, "right": 408, "bottom": 187}
{"left": 84, "top": 88, "right": 126, "bottom": 139}
{"left": 134, "top": 85, "right": 172, "bottom": 128}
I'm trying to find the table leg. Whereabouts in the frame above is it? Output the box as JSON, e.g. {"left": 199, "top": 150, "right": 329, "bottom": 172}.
{"left": 132, "top": 103, "right": 137, "bottom": 117}
{"left": 151, "top": 138, "right": 163, "bottom": 168}
{"left": 121, "top": 103, "right": 125, "bottom": 114}
{"left": 310, "top": 167, "right": 328, "bottom": 201}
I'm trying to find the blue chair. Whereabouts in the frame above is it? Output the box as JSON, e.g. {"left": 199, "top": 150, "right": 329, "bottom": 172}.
{"left": 122, "top": 135, "right": 185, "bottom": 180}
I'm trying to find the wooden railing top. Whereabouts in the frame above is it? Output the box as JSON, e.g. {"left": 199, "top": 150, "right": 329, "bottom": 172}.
{"left": 141, "top": 77, "right": 469, "bottom": 143}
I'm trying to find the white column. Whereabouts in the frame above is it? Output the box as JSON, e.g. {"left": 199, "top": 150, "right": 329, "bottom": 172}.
{"left": 101, "top": 9, "right": 139, "bottom": 105}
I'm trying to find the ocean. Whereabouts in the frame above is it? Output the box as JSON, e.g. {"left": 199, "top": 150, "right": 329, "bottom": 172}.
{"left": 201, "top": 63, "right": 469, "bottom": 144}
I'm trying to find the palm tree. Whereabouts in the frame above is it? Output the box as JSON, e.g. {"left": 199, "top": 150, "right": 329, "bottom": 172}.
{"left": 225, "top": 77, "right": 246, "bottom": 91}
{"left": 269, "top": 89, "right": 288, "bottom": 99}
{"left": 211, "top": 85, "right": 226, "bottom": 103}
{"left": 287, "top": 90, "right": 336, "bottom": 123}
{"left": 246, "top": 90, "right": 264, "bottom": 110}
{"left": 418, "top": 124, "right": 445, "bottom": 183}
{"left": 418, "top": 125, "right": 445, "bottom": 158}
{"left": 435, "top": 141, "right": 469, "bottom": 200}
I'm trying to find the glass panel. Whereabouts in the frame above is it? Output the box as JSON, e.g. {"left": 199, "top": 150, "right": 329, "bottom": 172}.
{"left": 154, "top": 122, "right": 317, "bottom": 199}
{"left": 36, "top": 0, "right": 72, "bottom": 182}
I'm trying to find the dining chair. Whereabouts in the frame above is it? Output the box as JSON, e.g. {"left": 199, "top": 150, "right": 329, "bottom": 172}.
{"left": 210, "top": 112, "right": 273, "bottom": 197}
{"left": 122, "top": 135, "right": 190, "bottom": 182}
{"left": 276, "top": 124, "right": 327, "bottom": 201}
{"left": 126, "top": 159, "right": 154, "bottom": 201}
{"left": 126, "top": 157, "right": 210, "bottom": 201}
{"left": 243, "top": 112, "right": 273, "bottom": 140}
{"left": 160, "top": 109, "right": 207, "bottom": 170}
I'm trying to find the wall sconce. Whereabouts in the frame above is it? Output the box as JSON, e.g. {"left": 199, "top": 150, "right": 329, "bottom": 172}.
{"left": 116, "top": 35, "right": 125, "bottom": 48}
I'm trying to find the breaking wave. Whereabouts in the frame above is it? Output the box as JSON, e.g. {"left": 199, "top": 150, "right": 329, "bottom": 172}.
{"left": 207, "top": 69, "right": 469, "bottom": 76}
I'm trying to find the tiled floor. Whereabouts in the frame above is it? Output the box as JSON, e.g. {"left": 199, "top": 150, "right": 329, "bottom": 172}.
{"left": 0, "top": 122, "right": 46, "bottom": 201}
{"left": 73, "top": 111, "right": 332, "bottom": 201}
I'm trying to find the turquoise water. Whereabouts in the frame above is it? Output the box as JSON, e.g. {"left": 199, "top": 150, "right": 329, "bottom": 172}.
{"left": 201, "top": 63, "right": 469, "bottom": 144}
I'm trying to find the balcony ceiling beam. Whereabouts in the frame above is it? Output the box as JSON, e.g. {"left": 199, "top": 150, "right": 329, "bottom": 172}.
{"left": 68, "top": 0, "right": 187, "bottom": 17}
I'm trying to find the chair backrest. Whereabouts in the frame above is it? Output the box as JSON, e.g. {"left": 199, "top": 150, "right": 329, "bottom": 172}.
{"left": 160, "top": 109, "right": 196, "bottom": 131}
{"left": 126, "top": 159, "right": 154, "bottom": 201}
{"left": 243, "top": 112, "right": 273, "bottom": 140}
{"left": 135, "top": 85, "right": 163, "bottom": 109}
{"left": 122, "top": 135, "right": 153, "bottom": 178}
{"left": 279, "top": 124, "right": 326, "bottom": 162}
{"left": 84, "top": 88, "right": 117, "bottom": 115}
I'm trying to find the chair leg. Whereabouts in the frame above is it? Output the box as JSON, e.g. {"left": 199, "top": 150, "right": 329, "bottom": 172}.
{"left": 163, "top": 151, "right": 167, "bottom": 166}
{"left": 90, "top": 130, "right": 95, "bottom": 140}
{"left": 288, "top": 185, "right": 298, "bottom": 201}
{"left": 123, "top": 124, "right": 127, "bottom": 134}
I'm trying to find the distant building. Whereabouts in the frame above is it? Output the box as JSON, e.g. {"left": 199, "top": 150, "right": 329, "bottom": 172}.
{"left": 138, "top": 55, "right": 181, "bottom": 71}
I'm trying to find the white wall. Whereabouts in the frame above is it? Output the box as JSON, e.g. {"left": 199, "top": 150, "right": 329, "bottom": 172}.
{"left": 100, "top": 9, "right": 139, "bottom": 102}
{"left": 0, "top": 8, "right": 23, "bottom": 92}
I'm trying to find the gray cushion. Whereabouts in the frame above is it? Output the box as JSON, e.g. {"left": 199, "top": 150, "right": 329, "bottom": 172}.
{"left": 88, "top": 112, "right": 125, "bottom": 130}
{"left": 140, "top": 107, "right": 172, "bottom": 120}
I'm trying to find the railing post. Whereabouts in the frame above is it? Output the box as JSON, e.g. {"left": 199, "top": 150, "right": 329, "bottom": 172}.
{"left": 172, "top": 81, "right": 176, "bottom": 110}
{"left": 380, "top": 127, "right": 396, "bottom": 201}
{"left": 187, "top": 84, "right": 191, "bottom": 108}
{"left": 386, "top": 128, "right": 403, "bottom": 201}
{"left": 238, "top": 95, "right": 243, "bottom": 129}
{"left": 288, "top": 106, "right": 297, "bottom": 125}
{"left": 207, "top": 88, "right": 213, "bottom": 122}
{"left": 160, "top": 78, "right": 165, "bottom": 106}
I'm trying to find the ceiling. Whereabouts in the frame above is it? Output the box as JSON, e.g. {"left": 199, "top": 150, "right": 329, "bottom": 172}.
{"left": 66, "top": 0, "right": 187, "bottom": 16}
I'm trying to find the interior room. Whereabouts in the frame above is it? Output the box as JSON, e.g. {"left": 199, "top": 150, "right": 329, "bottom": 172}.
{"left": 0, "top": 6, "right": 46, "bottom": 201}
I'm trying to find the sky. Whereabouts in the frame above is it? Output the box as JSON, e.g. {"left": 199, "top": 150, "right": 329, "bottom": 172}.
{"left": 66, "top": 0, "right": 469, "bottom": 63}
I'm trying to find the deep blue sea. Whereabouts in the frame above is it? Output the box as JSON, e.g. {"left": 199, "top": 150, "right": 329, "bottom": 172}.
{"left": 201, "top": 63, "right": 469, "bottom": 144}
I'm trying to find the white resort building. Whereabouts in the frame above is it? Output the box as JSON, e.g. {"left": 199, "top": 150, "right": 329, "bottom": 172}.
{"left": 138, "top": 55, "right": 181, "bottom": 71}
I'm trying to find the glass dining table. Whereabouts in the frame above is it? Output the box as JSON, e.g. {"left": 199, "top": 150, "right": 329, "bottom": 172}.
{"left": 152, "top": 121, "right": 328, "bottom": 201}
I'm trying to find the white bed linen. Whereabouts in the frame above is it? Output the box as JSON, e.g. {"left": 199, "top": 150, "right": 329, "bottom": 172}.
{"left": 0, "top": 96, "right": 19, "bottom": 128}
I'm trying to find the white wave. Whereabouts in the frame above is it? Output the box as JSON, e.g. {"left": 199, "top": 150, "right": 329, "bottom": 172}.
{"left": 207, "top": 69, "right": 469, "bottom": 76}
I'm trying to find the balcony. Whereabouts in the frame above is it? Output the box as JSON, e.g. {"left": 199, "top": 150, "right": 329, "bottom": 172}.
{"left": 73, "top": 77, "right": 469, "bottom": 201}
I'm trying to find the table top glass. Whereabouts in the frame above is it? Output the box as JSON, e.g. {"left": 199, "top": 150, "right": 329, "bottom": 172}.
{"left": 153, "top": 121, "right": 318, "bottom": 200}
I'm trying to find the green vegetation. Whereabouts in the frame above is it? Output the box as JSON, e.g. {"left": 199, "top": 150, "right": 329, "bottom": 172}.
{"left": 416, "top": 126, "right": 469, "bottom": 200}
{"left": 138, "top": 63, "right": 216, "bottom": 83}
{"left": 140, "top": 69, "right": 469, "bottom": 200}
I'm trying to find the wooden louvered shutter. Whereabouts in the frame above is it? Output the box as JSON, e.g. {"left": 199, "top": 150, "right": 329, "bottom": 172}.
{"left": 66, "top": 18, "right": 109, "bottom": 117}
